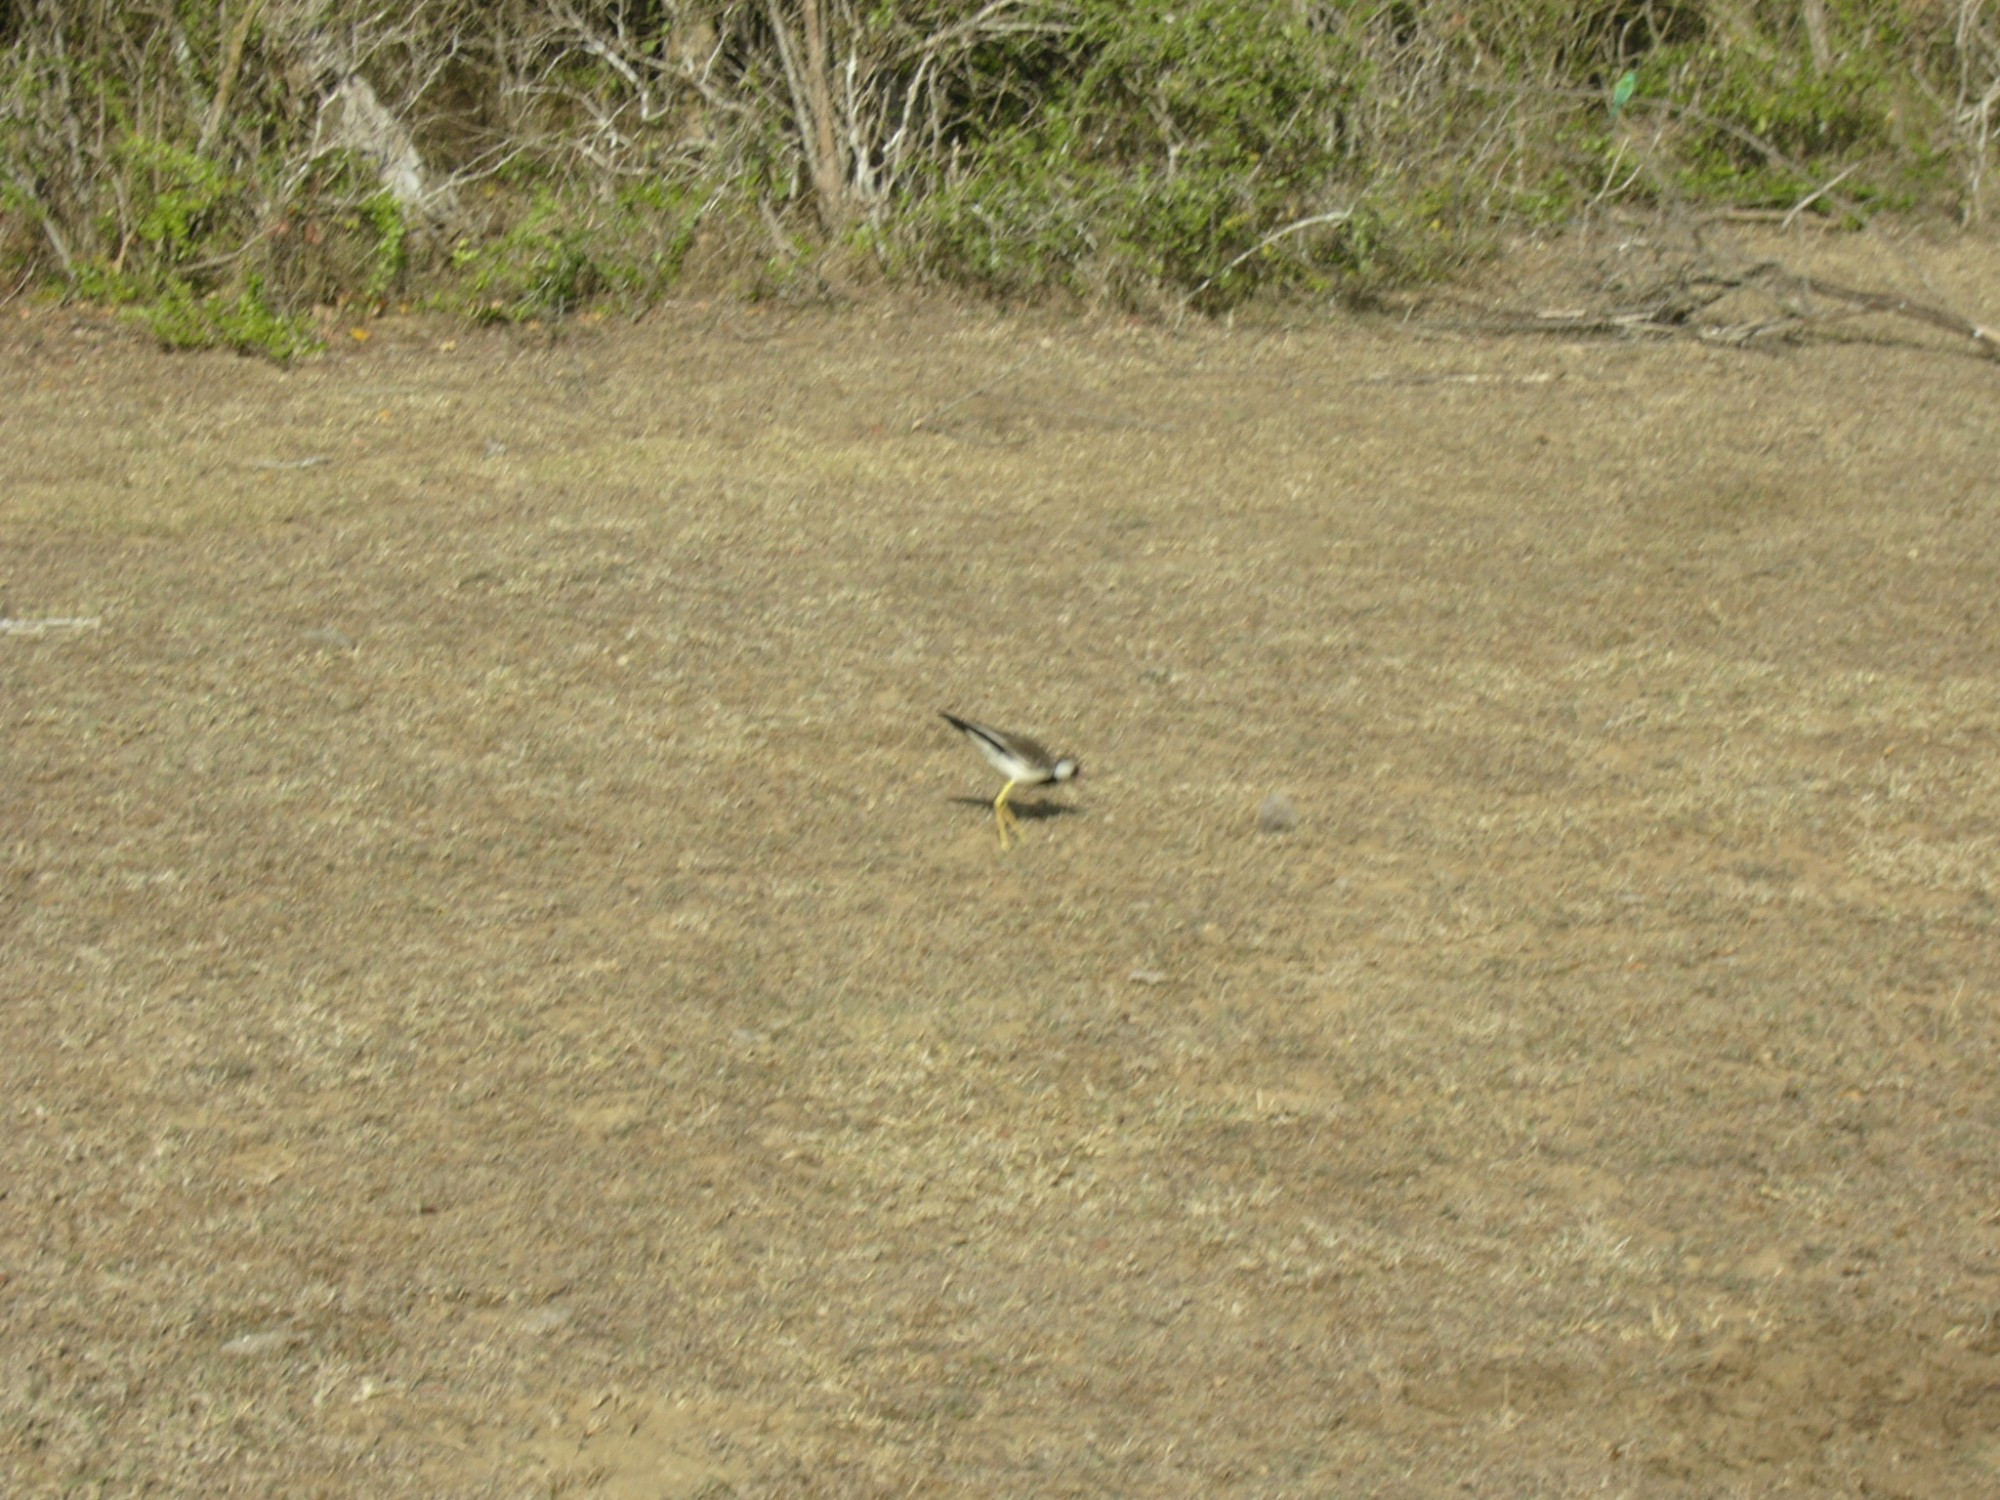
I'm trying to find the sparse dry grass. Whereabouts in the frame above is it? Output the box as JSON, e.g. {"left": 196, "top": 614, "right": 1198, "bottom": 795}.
{"left": 5, "top": 231, "right": 2000, "bottom": 1497}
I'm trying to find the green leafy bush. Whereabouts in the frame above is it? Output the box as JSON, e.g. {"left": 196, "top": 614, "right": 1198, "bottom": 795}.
{"left": 446, "top": 178, "right": 711, "bottom": 321}
{"left": 118, "top": 136, "right": 238, "bottom": 266}
{"left": 1643, "top": 30, "right": 1946, "bottom": 212}
{"left": 0, "top": 0, "right": 1989, "bottom": 334}
{"left": 910, "top": 0, "right": 1364, "bottom": 308}
{"left": 138, "top": 274, "right": 321, "bottom": 362}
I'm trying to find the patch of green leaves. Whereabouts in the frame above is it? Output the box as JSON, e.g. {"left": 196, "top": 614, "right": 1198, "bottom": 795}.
{"left": 118, "top": 135, "right": 236, "bottom": 265}
{"left": 137, "top": 274, "right": 321, "bottom": 362}
{"left": 69, "top": 136, "right": 318, "bottom": 361}
{"left": 359, "top": 190, "right": 410, "bottom": 303}
{"left": 910, "top": 0, "right": 1364, "bottom": 308}
{"left": 447, "top": 179, "right": 710, "bottom": 321}
{"left": 1617, "top": 12, "right": 1952, "bottom": 218}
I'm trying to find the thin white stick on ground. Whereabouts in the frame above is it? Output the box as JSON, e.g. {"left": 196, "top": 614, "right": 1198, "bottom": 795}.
{"left": 0, "top": 617, "right": 104, "bottom": 635}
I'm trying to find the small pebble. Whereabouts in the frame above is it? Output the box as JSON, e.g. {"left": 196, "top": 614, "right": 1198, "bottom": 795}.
{"left": 1258, "top": 792, "right": 1301, "bottom": 833}
{"left": 515, "top": 1305, "right": 573, "bottom": 1337}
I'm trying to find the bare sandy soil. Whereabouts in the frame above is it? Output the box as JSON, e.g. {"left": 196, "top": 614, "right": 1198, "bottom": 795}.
{"left": 5, "top": 230, "right": 2000, "bottom": 1497}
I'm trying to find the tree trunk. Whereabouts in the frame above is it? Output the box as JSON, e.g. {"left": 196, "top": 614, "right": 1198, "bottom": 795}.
{"left": 769, "top": 0, "right": 848, "bottom": 230}
{"left": 1802, "top": 0, "right": 1832, "bottom": 76}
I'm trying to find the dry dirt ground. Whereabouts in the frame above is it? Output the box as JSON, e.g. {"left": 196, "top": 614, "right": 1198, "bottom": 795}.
{"left": 5, "top": 231, "right": 2000, "bottom": 1497}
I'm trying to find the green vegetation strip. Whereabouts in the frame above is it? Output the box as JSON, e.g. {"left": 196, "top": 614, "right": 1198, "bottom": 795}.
{"left": 1, "top": 1, "right": 1988, "bottom": 355}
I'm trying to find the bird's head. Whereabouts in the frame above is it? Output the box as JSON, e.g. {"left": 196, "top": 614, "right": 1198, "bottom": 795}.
{"left": 1053, "top": 758, "right": 1081, "bottom": 783}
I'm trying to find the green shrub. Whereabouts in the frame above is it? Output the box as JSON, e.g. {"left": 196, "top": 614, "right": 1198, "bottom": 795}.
{"left": 360, "top": 189, "right": 411, "bottom": 303}
{"left": 137, "top": 274, "right": 321, "bottom": 362}
{"left": 117, "top": 135, "right": 238, "bottom": 266}
{"left": 446, "top": 178, "right": 711, "bottom": 321}
{"left": 0, "top": 0, "right": 1989, "bottom": 326}
{"left": 1576, "top": 1, "right": 1955, "bottom": 217}
{"left": 908, "top": 0, "right": 1365, "bottom": 308}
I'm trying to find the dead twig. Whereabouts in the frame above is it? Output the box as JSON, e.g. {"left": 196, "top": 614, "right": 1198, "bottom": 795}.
{"left": 1771, "top": 265, "right": 1999, "bottom": 357}
{"left": 1186, "top": 209, "right": 1355, "bottom": 304}
{"left": 0, "top": 616, "right": 104, "bottom": 636}
{"left": 1779, "top": 165, "right": 1859, "bottom": 231}
{"left": 198, "top": 0, "right": 266, "bottom": 156}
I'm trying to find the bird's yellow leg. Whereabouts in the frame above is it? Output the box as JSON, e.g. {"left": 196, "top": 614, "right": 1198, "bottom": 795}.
{"left": 994, "top": 780, "right": 1020, "bottom": 850}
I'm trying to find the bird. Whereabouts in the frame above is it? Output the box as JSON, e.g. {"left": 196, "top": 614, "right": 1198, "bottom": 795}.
{"left": 940, "top": 711, "right": 1081, "bottom": 851}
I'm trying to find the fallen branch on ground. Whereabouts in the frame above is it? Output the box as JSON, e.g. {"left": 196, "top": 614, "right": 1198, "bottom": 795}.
{"left": 1461, "top": 257, "right": 1998, "bottom": 360}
